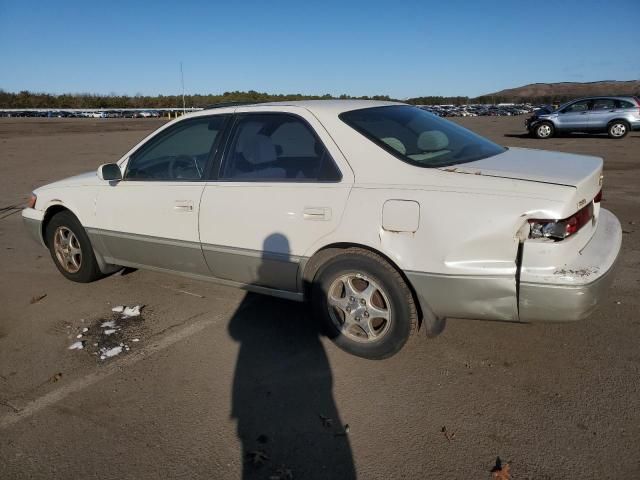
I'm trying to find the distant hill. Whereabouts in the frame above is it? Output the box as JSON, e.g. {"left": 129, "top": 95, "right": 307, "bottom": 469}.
{"left": 483, "top": 80, "right": 640, "bottom": 101}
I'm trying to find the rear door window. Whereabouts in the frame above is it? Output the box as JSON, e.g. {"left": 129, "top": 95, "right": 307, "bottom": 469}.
{"left": 592, "top": 99, "right": 615, "bottom": 110}
{"left": 220, "top": 113, "right": 341, "bottom": 182}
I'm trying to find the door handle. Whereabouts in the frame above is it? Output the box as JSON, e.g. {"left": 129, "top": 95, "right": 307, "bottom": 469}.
{"left": 303, "top": 207, "right": 331, "bottom": 221}
{"left": 174, "top": 200, "right": 194, "bottom": 212}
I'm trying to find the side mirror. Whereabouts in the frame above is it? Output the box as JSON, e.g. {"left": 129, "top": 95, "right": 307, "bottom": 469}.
{"left": 97, "top": 163, "right": 122, "bottom": 181}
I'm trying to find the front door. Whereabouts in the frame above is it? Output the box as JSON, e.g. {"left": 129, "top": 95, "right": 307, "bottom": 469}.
{"left": 93, "top": 114, "right": 229, "bottom": 275}
{"left": 555, "top": 99, "right": 592, "bottom": 130}
{"left": 198, "top": 108, "right": 353, "bottom": 293}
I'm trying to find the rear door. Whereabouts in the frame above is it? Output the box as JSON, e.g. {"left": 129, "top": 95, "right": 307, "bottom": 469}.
{"left": 198, "top": 107, "right": 353, "bottom": 293}
{"left": 589, "top": 98, "right": 616, "bottom": 130}
{"left": 93, "top": 114, "right": 229, "bottom": 275}
{"left": 555, "top": 99, "right": 592, "bottom": 130}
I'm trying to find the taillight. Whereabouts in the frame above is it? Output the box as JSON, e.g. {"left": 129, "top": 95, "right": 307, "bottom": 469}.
{"left": 27, "top": 193, "right": 37, "bottom": 209}
{"left": 529, "top": 202, "right": 594, "bottom": 240}
{"left": 594, "top": 189, "right": 602, "bottom": 203}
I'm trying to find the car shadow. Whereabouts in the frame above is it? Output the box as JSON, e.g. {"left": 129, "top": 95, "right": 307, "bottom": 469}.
{"left": 228, "top": 233, "right": 355, "bottom": 480}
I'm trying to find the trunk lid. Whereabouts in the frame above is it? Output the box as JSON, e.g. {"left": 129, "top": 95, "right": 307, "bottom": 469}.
{"left": 439, "top": 147, "right": 603, "bottom": 207}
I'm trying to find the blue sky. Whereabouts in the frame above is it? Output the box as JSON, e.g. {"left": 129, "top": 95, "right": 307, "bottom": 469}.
{"left": 1, "top": 0, "right": 638, "bottom": 98}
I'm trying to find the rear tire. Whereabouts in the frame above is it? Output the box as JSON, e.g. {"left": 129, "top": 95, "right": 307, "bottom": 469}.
{"left": 311, "top": 248, "right": 417, "bottom": 359}
{"left": 534, "top": 122, "right": 554, "bottom": 139}
{"left": 608, "top": 120, "right": 629, "bottom": 139}
{"left": 45, "top": 211, "right": 103, "bottom": 283}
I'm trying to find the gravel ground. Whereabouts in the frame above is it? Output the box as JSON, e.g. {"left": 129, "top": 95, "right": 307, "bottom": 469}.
{"left": 0, "top": 116, "right": 638, "bottom": 479}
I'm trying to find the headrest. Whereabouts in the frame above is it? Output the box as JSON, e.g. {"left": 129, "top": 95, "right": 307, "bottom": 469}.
{"left": 381, "top": 137, "right": 406, "bottom": 155}
{"left": 243, "top": 135, "right": 277, "bottom": 165}
{"left": 417, "top": 130, "right": 449, "bottom": 151}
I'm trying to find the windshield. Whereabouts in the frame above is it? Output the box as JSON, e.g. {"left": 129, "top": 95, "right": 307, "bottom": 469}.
{"left": 339, "top": 105, "right": 506, "bottom": 168}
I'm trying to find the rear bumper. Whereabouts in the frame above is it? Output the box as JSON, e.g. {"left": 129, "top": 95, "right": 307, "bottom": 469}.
{"left": 518, "top": 208, "right": 622, "bottom": 322}
{"left": 22, "top": 208, "right": 46, "bottom": 248}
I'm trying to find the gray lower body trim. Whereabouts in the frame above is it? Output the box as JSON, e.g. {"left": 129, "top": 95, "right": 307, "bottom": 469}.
{"left": 86, "top": 227, "right": 305, "bottom": 298}
{"left": 23, "top": 217, "right": 46, "bottom": 248}
{"left": 102, "top": 257, "right": 303, "bottom": 302}
{"left": 87, "top": 228, "right": 212, "bottom": 277}
{"left": 202, "top": 244, "right": 302, "bottom": 292}
{"left": 405, "top": 271, "right": 518, "bottom": 322}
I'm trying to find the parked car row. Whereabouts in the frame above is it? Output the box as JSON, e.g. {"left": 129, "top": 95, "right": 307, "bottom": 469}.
{"left": 419, "top": 104, "right": 539, "bottom": 117}
{"left": 0, "top": 109, "right": 188, "bottom": 118}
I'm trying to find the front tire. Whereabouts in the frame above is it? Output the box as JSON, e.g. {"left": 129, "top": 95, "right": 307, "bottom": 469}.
{"left": 608, "top": 121, "right": 629, "bottom": 139}
{"left": 534, "top": 122, "right": 554, "bottom": 139}
{"left": 45, "top": 211, "right": 102, "bottom": 283}
{"left": 311, "top": 248, "right": 417, "bottom": 359}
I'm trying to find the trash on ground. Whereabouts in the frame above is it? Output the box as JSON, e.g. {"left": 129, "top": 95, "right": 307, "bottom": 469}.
{"left": 68, "top": 341, "right": 84, "bottom": 350}
{"left": 491, "top": 457, "right": 511, "bottom": 480}
{"left": 111, "top": 305, "right": 124, "bottom": 313}
{"left": 30, "top": 293, "right": 47, "bottom": 304}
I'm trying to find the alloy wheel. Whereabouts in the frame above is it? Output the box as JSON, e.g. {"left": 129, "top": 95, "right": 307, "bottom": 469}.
{"left": 53, "top": 226, "right": 82, "bottom": 273}
{"left": 327, "top": 273, "right": 392, "bottom": 342}
{"left": 610, "top": 123, "right": 626, "bottom": 137}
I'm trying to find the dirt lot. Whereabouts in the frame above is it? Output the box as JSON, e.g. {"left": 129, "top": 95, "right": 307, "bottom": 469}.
{"left": 1, "top": 116, "right": 639, "bottom": 479}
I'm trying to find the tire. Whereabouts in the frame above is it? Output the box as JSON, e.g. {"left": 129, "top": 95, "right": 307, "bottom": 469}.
{"left": 534, "top": 122, "right": 554, "bottom": 139}
{"left": 311, "top": 248, "right": 417, "bottom": 360}
{"left": 608, "top": 120, "right": 629, "bottom": 139}
{"left": 45, "top": 210, "right": 103, "bottom": 283}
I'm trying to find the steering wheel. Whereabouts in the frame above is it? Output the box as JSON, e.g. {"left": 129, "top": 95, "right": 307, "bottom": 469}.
{"left": 168, "top": 155, "right": 201, "bottom": 179}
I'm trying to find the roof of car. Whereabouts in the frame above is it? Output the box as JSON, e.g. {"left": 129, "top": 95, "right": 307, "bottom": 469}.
{"left": 203, "top": 99, "right": 404, "bottom": 115}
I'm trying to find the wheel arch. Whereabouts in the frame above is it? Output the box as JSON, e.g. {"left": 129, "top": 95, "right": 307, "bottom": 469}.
{"left": 42, "top": 204, "right": 75, "bottom": 247}
{"left": 300, "top": 242, "right": 439, "bottom": 332}
{"left": 41, "top": 204, "right": 117, "bottom": 274}
{"left": 607, "top": 118, "right": 630, "bottom": 127}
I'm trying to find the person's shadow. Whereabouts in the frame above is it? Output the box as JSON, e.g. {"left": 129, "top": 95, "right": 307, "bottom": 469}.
{"left": 228, "top": 233, "right": 355, "bottom": 480}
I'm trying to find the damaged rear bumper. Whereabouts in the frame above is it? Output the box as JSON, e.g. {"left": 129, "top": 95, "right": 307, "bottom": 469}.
{"left": 518, "top": 208, "right": 622, "bottom": 322}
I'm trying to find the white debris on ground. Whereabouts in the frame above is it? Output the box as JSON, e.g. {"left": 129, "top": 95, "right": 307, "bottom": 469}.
{"left": 122, "top": 305, "right": 141, "bottom": 318}
{"left": 100, "top": 346, "right": 123, "bottom": 360}
{"left": 68, "top": 341, "right": 84, "bottom": 350}
{"left": 68, "top": 304, "right": 144, "bottom": 360}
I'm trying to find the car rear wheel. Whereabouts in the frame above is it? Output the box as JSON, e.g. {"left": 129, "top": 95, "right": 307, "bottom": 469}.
{"left": 608, "top": 121, "right": 629, "bottom": 139}
{"left": 534, "top": 122, "right": 554, "bottom": 139}
{"left": 46, "top": 211, "right": 103, "bottom": 283}
{"left": 311, "top": 248, "right": 417, "bottom": 359}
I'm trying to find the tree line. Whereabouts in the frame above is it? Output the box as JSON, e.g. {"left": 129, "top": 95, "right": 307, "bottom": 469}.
{"left": 2, "top": 89, "right": 629, "bottom": 109}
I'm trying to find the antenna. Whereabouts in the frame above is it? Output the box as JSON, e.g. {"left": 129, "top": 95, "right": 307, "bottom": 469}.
{"left": 180, "top": 61, "right": 186, "bottom": 114}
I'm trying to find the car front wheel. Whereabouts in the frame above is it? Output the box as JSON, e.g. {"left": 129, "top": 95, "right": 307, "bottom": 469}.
{"left": 608, "top": 121, "right": 629, "bottom": 139}
{"left": 311, "top": 248, "right": 417, "bottom": 359}
{"left": 45, "top": 210, "right": 103, "bottom": 283}
{"left": 534, "top": 122, "right": 554, "bottom": 139}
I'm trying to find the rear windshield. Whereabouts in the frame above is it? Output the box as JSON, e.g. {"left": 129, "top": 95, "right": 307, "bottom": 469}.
{"left": 339, "top": 105, "right": 506, "bottom": 168}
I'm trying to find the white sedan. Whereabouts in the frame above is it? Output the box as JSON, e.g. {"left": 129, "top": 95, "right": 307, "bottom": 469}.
{"left": 22, "top": 101, "right": 622, "bottom": 359}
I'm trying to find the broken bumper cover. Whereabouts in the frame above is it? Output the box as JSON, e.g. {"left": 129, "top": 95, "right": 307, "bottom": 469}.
{"left": 518, "top": 208, "right": 622, "bottom": 322}
{"left": 22, "top": 208, "right": 46, "bottom": 247}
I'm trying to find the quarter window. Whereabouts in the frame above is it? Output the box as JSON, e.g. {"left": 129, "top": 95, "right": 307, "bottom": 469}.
{"left": 221, "top": 114, "right": 341, "bottom": 181}
{"left": 615, "top": 99, "right": 634, "bottom": 109}
{"left": 126, "top": 116, "right": 227, "bottom": 181}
